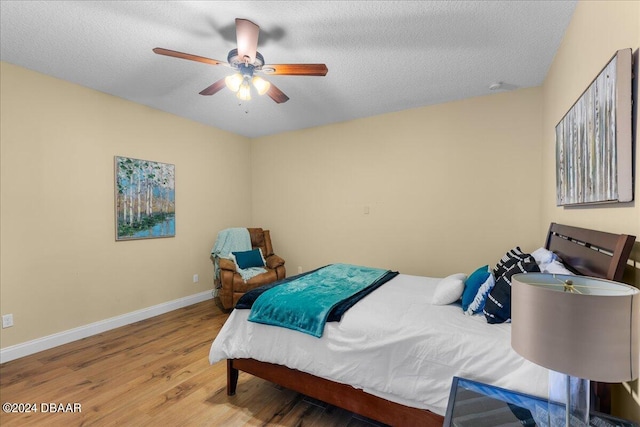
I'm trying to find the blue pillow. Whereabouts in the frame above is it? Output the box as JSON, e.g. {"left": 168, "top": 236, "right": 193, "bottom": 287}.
{"left": 461, "top": 265, "right": 491, "bottom": 312}
{"left": 231, "top": 248, "right": 265, "bottom": 269}
{"left": 464, "top": 273, "right": 495, "bottom": 315}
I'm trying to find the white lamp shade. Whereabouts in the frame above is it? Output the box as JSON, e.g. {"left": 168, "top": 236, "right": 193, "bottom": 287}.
{"left": 252, "top": 76, "right": 271, "bottom": 95}
{"left": 225, "top": 73, "right": 243, "bottom": 92}
{"left": 511, "top": 273, "right": 639, "bottom": 382}
{"left": 236, "top": 81, "right": 252, "bottom": 101}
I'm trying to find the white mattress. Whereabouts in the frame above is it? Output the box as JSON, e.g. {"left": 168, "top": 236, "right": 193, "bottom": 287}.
{"left": 209, "top": 273, "right": 549, "bottom": 416}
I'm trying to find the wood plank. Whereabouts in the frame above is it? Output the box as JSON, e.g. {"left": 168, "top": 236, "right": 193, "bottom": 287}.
{"left": 0, "top": 299, "right": 388, "bottom": 426}
{"left": 546, "top": 222, "right": 635, "bottom": 281}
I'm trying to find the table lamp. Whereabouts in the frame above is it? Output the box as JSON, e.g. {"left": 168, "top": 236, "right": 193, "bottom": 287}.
{"left": 511, "top": 273, "right": 639, "bottom": 427}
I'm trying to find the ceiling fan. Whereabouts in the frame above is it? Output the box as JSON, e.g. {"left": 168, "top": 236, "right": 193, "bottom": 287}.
{"left": 153, "top": 18, "right": 328, "bottom": 104}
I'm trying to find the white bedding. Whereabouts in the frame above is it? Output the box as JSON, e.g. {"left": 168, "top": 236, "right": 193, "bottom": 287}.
{"left": 209, "top": 273, "right": 549, "bottom": 416}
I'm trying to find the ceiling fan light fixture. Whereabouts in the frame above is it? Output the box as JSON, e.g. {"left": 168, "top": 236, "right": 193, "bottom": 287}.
{"left": 252, "top": 76, "right": 271, "bottom": 95}
{"left": 225, "top": 73, "right": 243, "bottom": 92}
{"left": 153, "top": 18, "right": 327, "bottom": 104}
{"left": 237, "top": 81, "right": 252, "bottom": 101}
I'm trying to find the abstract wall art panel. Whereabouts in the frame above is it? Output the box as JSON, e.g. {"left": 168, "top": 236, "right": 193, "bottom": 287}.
{"left": 555, "top": 48, "right": 633, "bottom": 206}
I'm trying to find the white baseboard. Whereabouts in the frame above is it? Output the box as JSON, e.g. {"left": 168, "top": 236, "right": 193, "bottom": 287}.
{"left": 0, "top": 290, "right": 214, "bottom": 364}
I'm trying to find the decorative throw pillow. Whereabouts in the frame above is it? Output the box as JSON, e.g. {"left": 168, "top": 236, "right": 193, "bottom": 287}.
{"left": 461, "top": 266, "right": 491, "bottom": 312}
{"left": 431, "top": 273, "right": 467, "bottom": 305}
{"left": 484, "top": 255, "right": 540, "bottom": 324}
{"left": 231, "top": 248, "right": 266, "bottom": 269}
{"left": 493, "top": 247, "right": 529, "bottom": 279}
{"left": 542, "top": 259, "right": 574, "bottom": 275}
{"left": 464, "top": 273, "right": 495, "bottom": 315}
{"left": 531, "top": 247, "right": 557, "bottom": 266}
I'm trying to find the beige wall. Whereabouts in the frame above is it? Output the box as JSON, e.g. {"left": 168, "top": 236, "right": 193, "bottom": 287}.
{"left": 541, "top": 0, "right": 639, "bottom": 244}
{"left": 0, "top": 62, "right": 252, "bottom": 348}
{"left": 540, "top": 1, "right": 639, "bottom": 420}
{"left": 252, "top": 88, "right": 544, "bottom": 278}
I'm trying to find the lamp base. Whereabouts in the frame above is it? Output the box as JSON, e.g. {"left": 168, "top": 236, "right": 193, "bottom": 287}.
{"left": 548, "top": 370, "right": 590, "bottom": 427}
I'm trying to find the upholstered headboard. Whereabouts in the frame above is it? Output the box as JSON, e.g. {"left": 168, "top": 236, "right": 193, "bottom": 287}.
{"left": 544, "top": 222, "right": 635, "bottom": 282}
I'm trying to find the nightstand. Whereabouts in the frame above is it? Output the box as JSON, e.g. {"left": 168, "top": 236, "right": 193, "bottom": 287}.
{"left": 443, "top": 377, "right": 637, "bottom": 427}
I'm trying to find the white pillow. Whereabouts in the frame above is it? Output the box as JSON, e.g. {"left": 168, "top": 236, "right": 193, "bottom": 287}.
{"left": 531, "top": 247, "right": 557, "bottom": 265}
{"left": 543, "top": 260, "right": 574, "bottom": 275}
{"left": 431, "top": 273, "right": 467, "bottom": 305}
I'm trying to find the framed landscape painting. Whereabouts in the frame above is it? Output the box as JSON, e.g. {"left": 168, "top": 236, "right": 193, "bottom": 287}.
{"left": 115, "top": 156, "right": 175, "bottom": 240}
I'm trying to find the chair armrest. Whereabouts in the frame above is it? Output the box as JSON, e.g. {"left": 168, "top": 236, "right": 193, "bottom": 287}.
{"left": 218, "top": 258, "right": 237, "bottom": 272}
{"left": 266, "top": 254, "right": 285, "bottom": 269}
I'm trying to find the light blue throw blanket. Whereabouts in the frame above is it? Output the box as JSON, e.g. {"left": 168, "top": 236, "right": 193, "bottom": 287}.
{"left": 248, "top": 263, "right": 389, "bottom": 337}
{"left": 211, "top": 228, "right": 266, "bottom": 282}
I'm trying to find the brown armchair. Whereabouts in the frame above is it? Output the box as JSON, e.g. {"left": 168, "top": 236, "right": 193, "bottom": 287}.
{"left": 217, "top": 228, "right": 286, "bottom": 310}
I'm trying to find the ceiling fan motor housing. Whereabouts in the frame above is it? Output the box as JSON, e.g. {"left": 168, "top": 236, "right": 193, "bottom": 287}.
{"left": 227, "top": 48, "right": 265, "bottom": 77}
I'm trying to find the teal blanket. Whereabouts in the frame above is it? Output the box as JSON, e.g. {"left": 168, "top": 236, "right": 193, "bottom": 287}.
{"left": 247, "top": 263, "right": 390, "bottom": 337}
{"left": 211, "top": 227, "right": 257, "bottom": 281}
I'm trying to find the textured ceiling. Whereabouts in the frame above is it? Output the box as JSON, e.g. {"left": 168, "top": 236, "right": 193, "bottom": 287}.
{"left": 0, "top": 1, "right": 576, "bottom": 138}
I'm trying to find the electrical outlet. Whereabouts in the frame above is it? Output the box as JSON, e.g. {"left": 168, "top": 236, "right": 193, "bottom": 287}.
{"left": 297, "top": 266, "right": 303, "bottom": 274}
{"left": 193, "top": 274, "right": 199, "bottom": 283}
{"left": 2, "top": 314, "right": 14, "bottom": 328}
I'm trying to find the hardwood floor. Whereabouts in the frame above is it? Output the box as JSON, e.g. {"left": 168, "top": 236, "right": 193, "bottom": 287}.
{"left": 0, "top": 299, "right": 386, "bottom": 427}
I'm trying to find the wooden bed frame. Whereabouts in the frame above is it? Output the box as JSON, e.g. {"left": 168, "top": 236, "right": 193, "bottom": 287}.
{"left": 226, "top": 223, "right": 636, "bottom": 426}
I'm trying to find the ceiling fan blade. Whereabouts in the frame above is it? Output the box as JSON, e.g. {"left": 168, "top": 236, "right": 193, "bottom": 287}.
{"left": 153, "top": 48, "right": 225, "bottom": 66}
{"left": 235, "top": 18, "right": 259, "bottom": 64}
{"left": 262, "top": 64, "right": 328, "bottom": 76}
{"left": 266, "top": 82, "right": 289, "bottom": 104}
{"left": 199, "top": 78, "right": 227, "bottom": 96}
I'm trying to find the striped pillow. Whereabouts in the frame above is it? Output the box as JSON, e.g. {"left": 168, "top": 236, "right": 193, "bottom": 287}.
{"left": 493, "top": 247, "right": 530, "bottom": 278}
{"left": 484, "top": 255, "right": 540, "bottom": 324}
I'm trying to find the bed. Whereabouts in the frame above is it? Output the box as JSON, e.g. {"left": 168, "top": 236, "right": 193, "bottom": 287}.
{"left": 208, "top": 223, "right": 636, "bottom": 426}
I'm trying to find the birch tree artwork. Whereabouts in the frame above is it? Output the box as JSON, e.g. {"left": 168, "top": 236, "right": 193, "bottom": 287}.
{"left": 115, "top": 156, "right": 175, "bottom": 240}
{"left": 555, "top": 49, "right": 633, "bottom": 206}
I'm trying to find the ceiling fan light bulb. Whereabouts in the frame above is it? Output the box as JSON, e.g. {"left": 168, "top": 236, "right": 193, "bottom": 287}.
{"left": 252, "top": 76, "right": 271, "bottom": 95}
{"left": 237, "top": 82, "right": 252, "bottom": 101}
{"left": 225, "top": 73, "right": 243, "bottom": 92}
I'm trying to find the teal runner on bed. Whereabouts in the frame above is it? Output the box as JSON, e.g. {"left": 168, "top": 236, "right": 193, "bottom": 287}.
{"left": 247, "top": 263, "right": 389, "bottom": 337}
